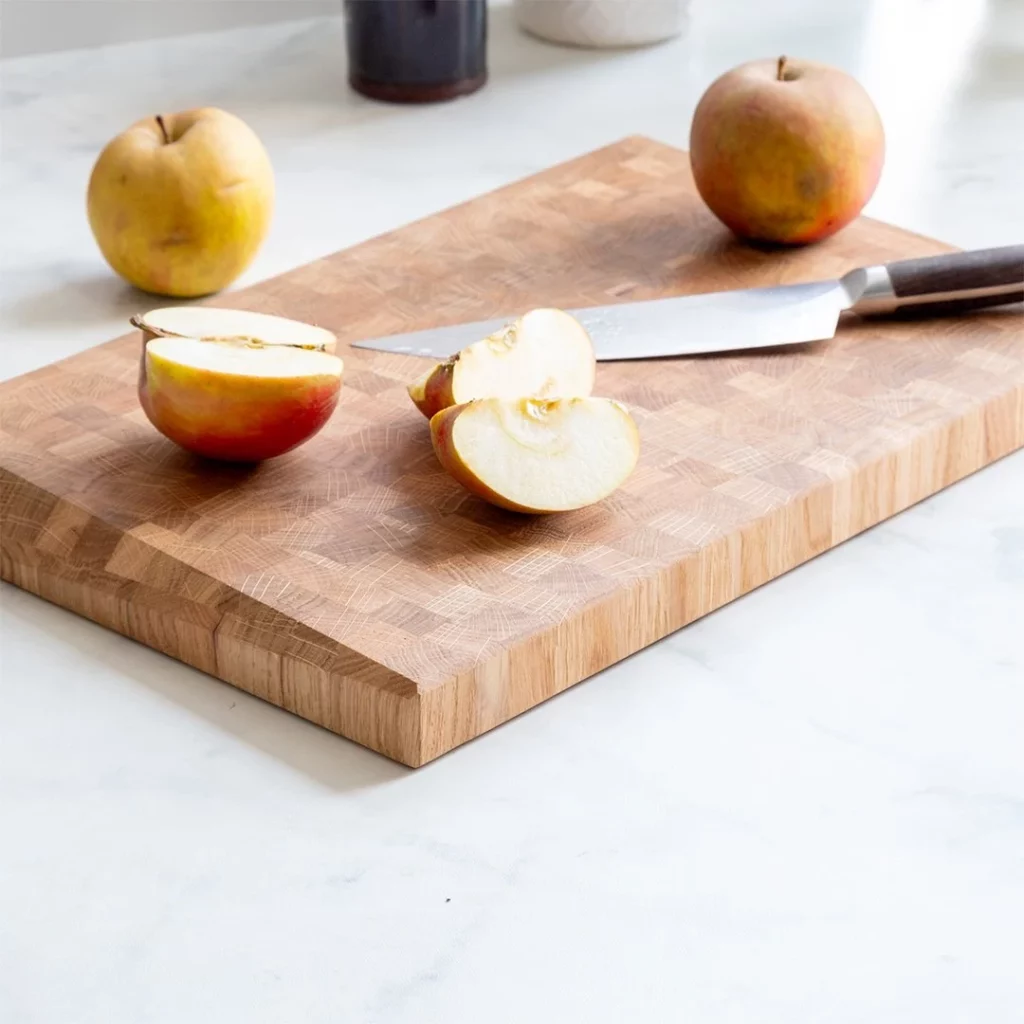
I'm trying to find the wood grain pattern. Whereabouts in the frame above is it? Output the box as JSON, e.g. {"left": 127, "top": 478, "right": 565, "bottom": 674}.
{"left": 2, "top": 136, "right": 1023, "bottom": 766}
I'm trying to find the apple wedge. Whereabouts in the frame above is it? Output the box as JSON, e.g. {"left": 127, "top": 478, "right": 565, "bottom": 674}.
{"left": 132, "top": 306, "right": 337, "bottom": 352}
{"left": 409, "top": 307, "right": 595, "bottom": 419}
{"left": 430, "top": 397, "right": 639, "bottom": 513}
{"left": 139, "top": 336, "right": 343, "bottom": 462}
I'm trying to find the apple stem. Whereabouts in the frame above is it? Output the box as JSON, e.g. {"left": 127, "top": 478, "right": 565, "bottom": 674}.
{"left": 777, "top": 55, "right": 787, "bottom": 81}
{"left": 155, "top": 114, "right": 170, "bottom": 144}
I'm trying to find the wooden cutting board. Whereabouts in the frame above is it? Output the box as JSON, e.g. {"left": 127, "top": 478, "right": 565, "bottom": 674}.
{"left": 2, "top": 137, "right": 1022, "bottom": 766}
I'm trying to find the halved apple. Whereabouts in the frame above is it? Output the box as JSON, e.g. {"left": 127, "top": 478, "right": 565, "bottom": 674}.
{"left": 132, "top": 306, "right": 337, "bottom": 351}
{"left": 430, "top": 396, "right": 639, "bottom": 513}
{"left": 136, "top": 309, "right": 343, "bottom": 462}
{"left": 409, "top": 308, "right": 595, "bottom": 419}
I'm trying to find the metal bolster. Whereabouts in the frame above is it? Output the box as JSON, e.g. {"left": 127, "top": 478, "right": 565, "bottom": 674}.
{"left": 844, "top": 265, "right": 898, "bottom": 315}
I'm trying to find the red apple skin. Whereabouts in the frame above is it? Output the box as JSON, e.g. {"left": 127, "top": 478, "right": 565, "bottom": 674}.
{"left": 138, "top": 344, "right": 341, "bottom": 462}
{"left": 689, "top": 57, "right": 885, "bottom": 245}
{"left": 409, "top": 360, "right": 456, "bottom": 419}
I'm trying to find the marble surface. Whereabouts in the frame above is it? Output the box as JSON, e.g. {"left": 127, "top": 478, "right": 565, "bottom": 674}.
{"left": 2, "top": 1, "right": 1023, "bottom": 1021}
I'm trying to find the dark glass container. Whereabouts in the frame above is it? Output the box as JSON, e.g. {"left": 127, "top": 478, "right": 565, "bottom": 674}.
{"left": 344, "top": 0, "right": 488, "bottom": 103}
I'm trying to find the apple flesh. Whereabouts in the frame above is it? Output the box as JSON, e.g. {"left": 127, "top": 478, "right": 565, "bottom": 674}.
{"left": 132, "top": 306, "right": 337, "bottom": 351}
{"left": 87, "top": 107, "right": 274, "bottom": 298}
{"left": 136, "top": 308, "right": 342, "bottom": 462}
{"left": 409, "top": 308, "right": 595, "bottom": 419}
{"left": 430, "top": 397, "right": 639, "bottom": 514}
{"left": 689, "top": 56, "right": 885, "bottom": 245}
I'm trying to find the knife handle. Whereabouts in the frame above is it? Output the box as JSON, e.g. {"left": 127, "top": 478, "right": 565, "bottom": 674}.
{"left": 850, "top": 245, "right": 1024, "bottom": 317}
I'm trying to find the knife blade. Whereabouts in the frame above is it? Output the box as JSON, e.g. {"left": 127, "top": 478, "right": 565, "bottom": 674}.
{"left": 350, "top": 245, "right": 1023, "bottom": 361}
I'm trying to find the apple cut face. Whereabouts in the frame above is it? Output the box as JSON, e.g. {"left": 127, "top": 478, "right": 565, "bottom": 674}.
{"left": 132, "top": 307, "right": 337, "bottom": 352}
{"left": 409, "top": 308, "right": 596, "bottom": 419}
{"left": 430, "top": 397, "right": 639, "bottom": 514}
{"left": 140, "top": 337, "right": 343, "bottom": 462}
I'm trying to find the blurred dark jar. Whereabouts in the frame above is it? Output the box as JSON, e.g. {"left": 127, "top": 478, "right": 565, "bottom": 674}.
{"left": 344, "top": 0, "right": 488, "bottom": 103}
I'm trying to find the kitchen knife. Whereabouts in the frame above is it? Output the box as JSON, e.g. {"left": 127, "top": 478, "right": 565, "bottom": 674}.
{"left": 350, "top": 245, "right": 1023, "bottom": 361}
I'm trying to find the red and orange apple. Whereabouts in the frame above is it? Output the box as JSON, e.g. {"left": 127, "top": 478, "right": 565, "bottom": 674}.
{"left": 134, "top": 307, "right": 342, "bottom": 462}
{"left": 689, "top": 56, "right": 885, "bottom": 245}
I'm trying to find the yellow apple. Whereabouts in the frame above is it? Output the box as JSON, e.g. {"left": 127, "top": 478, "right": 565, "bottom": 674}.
{"left": 689, "top": 57, "right": 885, "bottom": 245}
{"left": 88, "top": 108, "right": 274, "bottom": 297}
{"left": 135, "top": 308, "right": 342, "bottom": 462}
{"left": 409, "top": 308, "right": 596, "bottom": 419}
{"left": 430, "top": 397, "right": 640, "bottom": 513}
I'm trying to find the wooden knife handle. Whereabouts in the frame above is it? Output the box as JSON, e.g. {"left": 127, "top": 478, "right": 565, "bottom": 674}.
{"left": 883, "top": 245, "right": 1024, "bottom": 316}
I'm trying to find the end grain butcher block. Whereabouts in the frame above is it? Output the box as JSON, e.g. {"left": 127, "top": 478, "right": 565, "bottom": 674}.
{"left": 2, "top": 137, "right": 1022, "bottom": 766}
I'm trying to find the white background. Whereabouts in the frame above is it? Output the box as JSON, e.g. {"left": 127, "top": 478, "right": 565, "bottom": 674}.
{"left": 2, "top": 1, "right": 1023, "bottom": 1021}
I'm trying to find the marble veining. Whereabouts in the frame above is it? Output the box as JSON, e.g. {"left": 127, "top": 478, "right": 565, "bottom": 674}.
{"left": 1, "top": 1, "right": 1023, "bottom": 1021}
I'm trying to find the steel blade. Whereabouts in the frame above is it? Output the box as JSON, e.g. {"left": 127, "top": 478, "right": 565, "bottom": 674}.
{"left": 349, "top": 280, "right": 853, "bottom": 361}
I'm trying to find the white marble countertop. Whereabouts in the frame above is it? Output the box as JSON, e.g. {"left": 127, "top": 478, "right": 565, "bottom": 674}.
{"left": 2, "top": 2, "right": 1023, "bottom": 1021}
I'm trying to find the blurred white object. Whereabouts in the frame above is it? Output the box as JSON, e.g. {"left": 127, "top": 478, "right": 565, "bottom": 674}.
{"left": 515, "top": 0, "right": 689, "bottom": 48}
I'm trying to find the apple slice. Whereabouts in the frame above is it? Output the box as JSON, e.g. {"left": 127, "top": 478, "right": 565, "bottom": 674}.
{"left": 139, "top": 336, "right": 343, "bottom": 462}
{"left": 408, "top": 307, "right": 595, "bottom": 419}
{"left": 430, "top": 396, "right": 639, "bottom": 513}
{"left": 131, "top": 306, "right": 337, "bottom": 352}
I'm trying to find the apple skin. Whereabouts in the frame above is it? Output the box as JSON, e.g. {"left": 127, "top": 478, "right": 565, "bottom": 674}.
{"left": 409, "top": 361, "right": 457, "bottom": 419}
{"left": 88, "top": 108, "right": 274, "bottom": 298}
{"left": 430, "top": 402, "right": 537, "bottom": 513}
{"left": 137, "top": 343, "right": 341, "bottom": 463}
{"left": 689, "top": 57, "right": 885, "bottom": 245}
